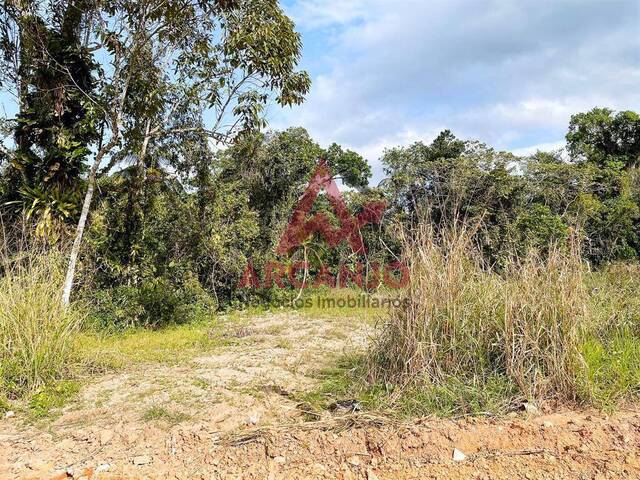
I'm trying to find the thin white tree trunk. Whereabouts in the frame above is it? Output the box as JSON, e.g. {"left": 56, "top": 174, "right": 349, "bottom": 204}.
{"left": 61, "top": 154, "right": 103, "bottom": 306}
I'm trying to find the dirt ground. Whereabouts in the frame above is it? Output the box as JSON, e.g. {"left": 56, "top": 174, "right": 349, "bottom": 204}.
{"left": 1, "top": 311, "right": 639, "bottom": 479}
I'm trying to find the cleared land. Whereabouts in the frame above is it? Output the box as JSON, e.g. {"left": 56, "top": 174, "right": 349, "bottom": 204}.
{"left": 1, "top": 309, "right": 638, "bottom": 479}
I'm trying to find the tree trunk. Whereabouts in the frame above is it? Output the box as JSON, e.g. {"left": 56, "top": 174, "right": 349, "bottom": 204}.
{"left": 61, "top": 152, "right": 103, "bottom": 306}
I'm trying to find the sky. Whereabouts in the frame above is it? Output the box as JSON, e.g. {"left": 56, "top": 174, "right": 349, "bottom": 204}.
{"left": 270, "top": 0, "right": 640, "bottom": 184}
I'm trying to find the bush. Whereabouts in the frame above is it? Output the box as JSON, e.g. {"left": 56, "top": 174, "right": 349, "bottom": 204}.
{"left": 0, "top": 250, "right": 84, "bottom": 397}
{"left": 89, "top": 275, "right": 214, "bottom": 330}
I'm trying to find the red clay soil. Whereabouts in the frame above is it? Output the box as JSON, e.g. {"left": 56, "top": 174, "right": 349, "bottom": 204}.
{"left": 6, "top": 408, "right": 640, "bottom": 480}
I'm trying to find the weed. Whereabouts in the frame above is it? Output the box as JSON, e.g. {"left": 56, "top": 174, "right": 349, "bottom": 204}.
{"left": 28, "top": 380, "right": 80, "bottom": 418}
{"left": 142, "top": 405, "right": 190, "bottom": 425}
{"left": 309, "top": 223, "right": 640, "bottom": 417}
{"left": 581, "top": 331, "right": 640, "bottom": 407}
{"left": 74, "top": 318, "right": 236, "bottom": 369}
{"left": 0, "top": 249, "right": 84, "bottom": 397}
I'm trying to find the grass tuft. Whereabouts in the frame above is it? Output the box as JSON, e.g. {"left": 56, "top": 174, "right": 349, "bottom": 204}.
{"left": 0, "top": 249, "right": 84, "bottom": 397}
{"left": 28, "top": 380, "right": 80, "bottom": 418}
{"left": 310, "top": 222, "right": 640, "bottom": 417}
{"left": 142, "top": 405, "right": 190, "bottom": 425}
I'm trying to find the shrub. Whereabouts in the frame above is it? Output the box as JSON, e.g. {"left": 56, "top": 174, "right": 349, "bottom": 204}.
{"left": 89, "top": 274, "right": 214, "bottom": 330}
{"left": 0, "top": 250, "right": 84, "bottom": 397}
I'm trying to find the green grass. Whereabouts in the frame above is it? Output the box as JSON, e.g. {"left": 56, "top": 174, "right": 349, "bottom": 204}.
{"left": 232, "top": 287, "right": 390, "bottom": 323}
{"left": 142, "top": 405, "right": 190, "bottom": 425}
{"left": 306, "top": 336, "right": 640, "bottom": 419}
{"left": 0, "top": 250, "right": 84, "bottom": 397}
{"left": 296, "top": 288, "right": 392, "bottom": 322}
{"left": 301, "top": 354, "right": 518, "bottom": 419}
{"left": 28, "top": 380, "right": 80, "bottom": 418}
{"left": 0, "top": 393, "right": 11, "bottom": 414}
{"left": 74, "top": 317, "right": 241, "bottom": 370}
{"left": 581, "top": 332, "right": 640, "bottom": 408}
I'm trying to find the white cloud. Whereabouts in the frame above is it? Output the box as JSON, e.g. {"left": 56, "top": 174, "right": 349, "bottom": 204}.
{"left": 510, "top": 141, "right": 566, "bottom": 157}
{"left": 275, "top": 0, "right": 640, "bottom": 183}
{"left": 286, "top": 0, "right": 368, "bottom": 28}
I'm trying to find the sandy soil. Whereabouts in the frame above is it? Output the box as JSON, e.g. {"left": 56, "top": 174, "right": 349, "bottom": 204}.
{"left": 1, "top": 311, "right": 638, "bottom": 479}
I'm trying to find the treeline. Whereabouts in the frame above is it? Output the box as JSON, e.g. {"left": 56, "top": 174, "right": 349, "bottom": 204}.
{"left": 1, "top": 1, "right": 638, "bottom": 329}
{"left": 384, "top": 109, "right": 640, "bottom": 265}
{"left": 1, "top": 105, "right": 640, "bottom": 328}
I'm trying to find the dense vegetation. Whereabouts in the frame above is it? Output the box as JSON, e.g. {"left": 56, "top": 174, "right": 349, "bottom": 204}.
{"left": 0, "top": 0, "right": 639, "bottom": 414}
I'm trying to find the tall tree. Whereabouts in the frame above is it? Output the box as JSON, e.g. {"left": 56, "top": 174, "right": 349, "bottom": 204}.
{"left": 1, "top": 0, "right": 99, "bottom": 234}
{"left": 1, "top": 0, "right": 310, "bottom": 304}
{"left": 567, "top": 108, "right": 640, "bottom": 169}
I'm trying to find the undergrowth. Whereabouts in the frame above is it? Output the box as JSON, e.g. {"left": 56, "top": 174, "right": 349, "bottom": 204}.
{"left": 0, "top": 249, "right": 84, "bottom": 398}
{"left": 309, "top": 225, "right": 640, "bottom": 417}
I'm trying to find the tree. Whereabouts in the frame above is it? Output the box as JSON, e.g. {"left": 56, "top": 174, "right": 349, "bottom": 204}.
{"left": 564, "top": 108, "right": 640, "bottom": 263}
{"left": 1, "top": 0, "right": 310, "bottom": 305}
{"left": 218, "top": 127, "right": 372, "bottom": 252}
{"left": 567, "top": 108, "right": 640, "bottom": 169}
{"left": 0, "top": 0, "right": 99, "bottom": 235}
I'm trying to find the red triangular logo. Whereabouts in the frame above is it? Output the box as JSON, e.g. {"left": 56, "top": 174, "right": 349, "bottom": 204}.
{"left": 277, "top": 159, "right": 385, "bottom": 255}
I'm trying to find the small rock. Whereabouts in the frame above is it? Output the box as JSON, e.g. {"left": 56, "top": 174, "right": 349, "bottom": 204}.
{"left": 329, "top": 400, "right": 361, "bottom": 413}
{"left": 522, "top": 402, "right": 539, "bottom": 415}
{"left": 99, "top": 429, "right": 115, "bottom": 445}
{"left": 4, "top": 410, "right": 14, "bottom": 419}
{"left": 452, "top": 448, "right": 467, "bottom": 462}
{"left": 96, "top": 464, "right": 111, "bottom": 473}
{"left": 246, "top": 412, "right": 261, "bottom": 425}
{"left": 543, "top": 421, "right": 554, "bottom": 428}
{"left": 366, "top": 469, "right": 380, "bottom": 480}
{"left": 132, "top": 455, "right": 152, "bottom": 466}
{"left": 273, "top": 456, "right": 286, "bottom": 464}
{"left": 347, "top": 455, "right": 361, "bottom": 466}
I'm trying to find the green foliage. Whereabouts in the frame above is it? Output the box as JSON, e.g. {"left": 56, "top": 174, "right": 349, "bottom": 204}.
{"left": 28, "top": 380, "right": 80, "bottom": 418}
{"left": 90, "top": 276, "right": 214, "bottom": 331}
{"left": 582, "top": 333, "right": 640, "bottom": 407}
{"left": 324, "top": 143, "right": 371, "bottom": 188}
{"left": 218, "top": 128, "right": 323, "bottom": 250}
{"left": 142, "top": 405, "right": 190, "bottom": 424}
{"left": 0, "top": 394, "right": 10, "bottom": 414}
{"left": 383, "top": 109, "right": 640, "bottom": 265}
{"left": 382, "top": 131, "right": 524, "bottom": 263}
{"left": 567, "top": 108, "right": 640, "bottom": 168}
{"left": 84, "top": 159, "right": 261, "bottom": 316}
{"left": 1, "top": 1, "right": 98, "bottom": 233}
{"left": 510, "top": 204, "right": 568, "bottom": 254}
{"left": 302, "top": 354, "right": 517, "bottom": 418}
{"left": 75, "top": 317, "right": 237, "bottom": 369}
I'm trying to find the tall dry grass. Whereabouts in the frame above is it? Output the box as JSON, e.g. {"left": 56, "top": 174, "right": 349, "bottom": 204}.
{"left": 0, "top": 246, "right": 83, "bottom": 396}
{"left": 368, "top": 222, "right": 589, "bottom": 403}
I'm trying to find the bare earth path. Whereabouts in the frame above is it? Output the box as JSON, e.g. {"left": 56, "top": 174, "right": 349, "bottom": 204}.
{"left": 1, "top": 311, "right": 639, "bottom": 479}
